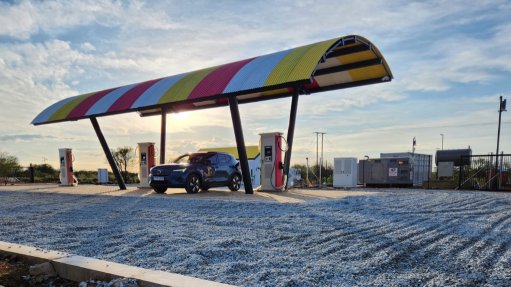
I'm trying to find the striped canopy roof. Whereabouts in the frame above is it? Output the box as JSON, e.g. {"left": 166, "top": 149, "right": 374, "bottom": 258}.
{"left": 32, "top": 35, "right": 393, "bottom": 125}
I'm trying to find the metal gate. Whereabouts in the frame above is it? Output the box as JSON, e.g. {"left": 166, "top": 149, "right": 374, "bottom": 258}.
{"left": 459, "top": 154, "right": 511, "bottom": 190}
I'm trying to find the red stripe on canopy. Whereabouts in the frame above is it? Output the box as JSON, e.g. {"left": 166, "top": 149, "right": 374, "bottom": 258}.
{"left": 304, "top": 78, "right": 320, "bottom": 91}
{"left": 108, "top": 78, "right": 162, "bottom": 113}
{"left": 67, "top": 88, "right": 116, "bottom": 119}
{"left": 188, "top": 58, "right": 255, "bottom": 100}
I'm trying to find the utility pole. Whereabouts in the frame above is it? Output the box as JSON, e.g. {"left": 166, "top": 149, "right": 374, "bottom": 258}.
{"left": 314, "top": 132, "right": 326, "bottom": 187}
{"left": 314, "top": 132, "right": 320, "bottom": 185}
{"left": 321, "top": 132, "right": 326, "bottom": 187}
{"left": 495, "top": 96, "right": 507, "bottom": 189}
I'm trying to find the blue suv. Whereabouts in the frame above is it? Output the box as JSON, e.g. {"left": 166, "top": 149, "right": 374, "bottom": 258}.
{"left": 149, "top": 152, "right": 242, "bottom": 194}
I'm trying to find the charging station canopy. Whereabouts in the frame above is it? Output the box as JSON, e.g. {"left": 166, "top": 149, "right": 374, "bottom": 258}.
{"left": 32, "top": 35, "right": 393, "bottom": 193}
{"left": 32, "top": 35, "right": 392, "bottom": 125}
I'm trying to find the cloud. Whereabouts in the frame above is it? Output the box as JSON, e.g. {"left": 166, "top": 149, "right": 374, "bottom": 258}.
{"left": 0, "top": 0, "right": 177, "bottom": 40}
{"left": 469, "top": 92, "right": 511, "bottom": 104}
{"left": 0, "top": 1, "right": 37, "bottom": 39}
{"left": 80, "top": 42, "right": 96, "bottom": 52}
{"left": 0, "top": 134, "right": 58, "bottom": 142}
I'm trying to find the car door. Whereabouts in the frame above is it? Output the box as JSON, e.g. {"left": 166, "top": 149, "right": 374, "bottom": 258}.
{"left": 203, "top": 154, "right": 218, "bottom": 185}
{"left": 215, "top": 154, "right": 232, "bottom": 184}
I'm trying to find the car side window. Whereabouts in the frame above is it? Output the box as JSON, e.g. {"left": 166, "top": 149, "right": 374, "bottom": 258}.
{"left": 227, "top": 155, "right": 237, "bottom": 165}
{"left": 218, "top": 154, "right": 229, "bottom": 164}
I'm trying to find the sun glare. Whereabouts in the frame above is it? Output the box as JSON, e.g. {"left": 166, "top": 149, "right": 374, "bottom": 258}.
{"left": 171, "top": 112, "right": 190, "bottom": 121}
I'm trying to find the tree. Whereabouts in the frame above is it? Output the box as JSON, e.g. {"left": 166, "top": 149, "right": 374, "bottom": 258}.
{"left": 32, "top": 164, "right": 59, "bottom": 183}
{"left": 0, "top": 151, "right": 22, "bottom": 178}
{"left": 33, "top": 163, "right": 58, "bottom": 176}
{"left": 292, "top": 164, "right": 307, "bottom": 180}
{"left": 111, "top": 146, "right": 134, "bottom": 183}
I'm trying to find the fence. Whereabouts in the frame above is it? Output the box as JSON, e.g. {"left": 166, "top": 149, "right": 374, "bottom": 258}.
{"left": 459, "top": 154, "right": 511, "bottom": 191}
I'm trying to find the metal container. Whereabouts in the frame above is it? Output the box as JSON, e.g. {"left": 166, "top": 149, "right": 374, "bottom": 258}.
{"left": 381, "top": 152, "right": 433, "bottom": 186}
{"left": 359, "top": 153, "right": 432, "bottom": 187}
{"left": 435, "top": 149, "right": 472, "bottom": 166}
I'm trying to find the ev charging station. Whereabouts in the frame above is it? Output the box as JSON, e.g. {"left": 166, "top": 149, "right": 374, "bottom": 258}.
{"left": 58, "top": 148, "right": 77, "bottom": 186}
{"left": 138, "top": 142, "right": 155, "bottom": 188}
{"left": 260, "top": 132, "right": 285, "bottom": 191}
{"left": 33, "top": 35, "right": 393, "bottom": 194}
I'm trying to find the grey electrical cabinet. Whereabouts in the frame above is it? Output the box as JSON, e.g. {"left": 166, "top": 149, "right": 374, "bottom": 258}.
{"left": 333, "top": 157, "right": 358, "bottom": 188}
{"left": 359, "top": 153, "right": 432, "bottom": 187}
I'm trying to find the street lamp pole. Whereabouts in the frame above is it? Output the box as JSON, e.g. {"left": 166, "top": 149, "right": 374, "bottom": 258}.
{"left": 440, "top": 133, "right": 444, "bottom": 150}
{"left": 305, "top": 157, "right": 309, "bottom": 187}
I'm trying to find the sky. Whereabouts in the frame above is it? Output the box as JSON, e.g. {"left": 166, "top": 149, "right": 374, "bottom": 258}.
{"left": 0, "top": 0, "right": 510, "bottom": 172}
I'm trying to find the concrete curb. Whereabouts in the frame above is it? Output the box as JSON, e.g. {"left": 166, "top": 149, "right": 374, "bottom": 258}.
{"left": 0, "top": 241, "right": 236, "bottom": 287}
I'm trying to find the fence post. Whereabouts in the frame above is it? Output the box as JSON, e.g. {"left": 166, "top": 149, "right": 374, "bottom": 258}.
{"left": 458, "top": 160, "right": 463, "bottom": 189}
{"left": 29, "top": 164, "right": 35, "bottom": 183}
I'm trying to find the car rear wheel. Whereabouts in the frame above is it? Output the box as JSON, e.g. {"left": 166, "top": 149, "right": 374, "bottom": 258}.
{"left": 228, "top": 174, "right": 241, "bottom": 191}
{"left": 185, "top": 174, "right": 201, "bottom": 194}
{"left": 153, "top": 186, "right": 167, "bottom": 194}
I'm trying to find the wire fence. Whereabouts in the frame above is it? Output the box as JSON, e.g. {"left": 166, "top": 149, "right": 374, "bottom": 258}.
{"left": 459, "top": 154, "right": 511, "bottom": 191}
{"left": 1, "top": 166, "right": 41, "bottom": 185}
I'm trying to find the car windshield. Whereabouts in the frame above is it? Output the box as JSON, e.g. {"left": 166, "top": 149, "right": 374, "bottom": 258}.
{"left": 173, "top": 153, "right": 208, "bottom": 164}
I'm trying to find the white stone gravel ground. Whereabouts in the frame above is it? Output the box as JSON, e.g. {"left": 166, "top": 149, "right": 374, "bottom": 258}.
{"left": 1, "top": 186, "right": 511, "bottom": 286}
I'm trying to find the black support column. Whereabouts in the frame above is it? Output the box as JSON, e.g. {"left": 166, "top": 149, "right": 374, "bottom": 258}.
{"left": 160, "top": 107, "right": 167, "bottom": 164}
{"left": 90, "top": 117, "right": 127, "bottom": 190}
{"left": 228, "top": 95, "right": 253, "bottom": 194}
{"left": 283, "top": 90, "right": 300, "bottom": 190}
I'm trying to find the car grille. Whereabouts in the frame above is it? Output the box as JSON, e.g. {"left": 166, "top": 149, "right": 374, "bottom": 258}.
{"left": 151, "top": 169, "right": 170, "bottom": 176}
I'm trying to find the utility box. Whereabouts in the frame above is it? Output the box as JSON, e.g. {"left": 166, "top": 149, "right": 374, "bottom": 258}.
{"left": 380, "top": 152, "right": 432, "bottom": 186}
{"left": 438, "top": 162, "right": 454, "bottom": 177}
{"left": 259, "top": 132, "right": 284, "bottom": 191}
{"left": 333, "top": 157, "right": 358, "bottom": 188}
{"left": 359, "top": 157, "right": 412, "bottom": 187}
{"left": 58, "top": 148, "right": 77, "bottom": 186}
{"left": 97, "top": 168, "right": 108, "bottom": 184}
{"left": 138, "top": 142, "right": 155, "bottom": 188}
{"left": 359, "top": 153, "right": 432, "bottom": 187}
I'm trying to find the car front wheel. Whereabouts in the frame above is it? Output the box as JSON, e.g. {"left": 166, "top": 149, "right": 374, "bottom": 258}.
{"left": 185, "top": 174, "right": 201, "bottom": 194}
{"left": 228, "top": 174, "right": 241, "bottom": 191}
{"left": 153, "top": 186, "right": 167, "bottom": 194}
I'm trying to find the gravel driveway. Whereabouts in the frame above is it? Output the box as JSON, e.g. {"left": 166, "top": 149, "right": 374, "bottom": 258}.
{"left": 1, "top": 186, "right": 510, "bottom": 286}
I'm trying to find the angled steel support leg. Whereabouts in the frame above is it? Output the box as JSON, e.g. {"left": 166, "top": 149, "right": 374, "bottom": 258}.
{"left": 160, "top": 107, "right": 167, "bottom": 164}
{"left": 228, "top": 95, "right": 253, "bottom": 194}
{"left": 284, "top": 90, "right": 300, "bottom": 190}
{"left": 90, "top": 117, "right": 126, "bottom": 190}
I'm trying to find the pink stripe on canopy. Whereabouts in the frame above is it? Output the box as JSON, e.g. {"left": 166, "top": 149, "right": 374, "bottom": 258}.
{"left": 188, "top": 58, "right": 255, "bottom": 100}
